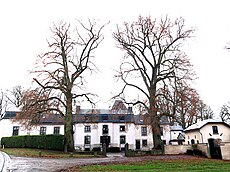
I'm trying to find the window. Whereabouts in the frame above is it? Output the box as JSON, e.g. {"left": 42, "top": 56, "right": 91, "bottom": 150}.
{"left": 160, "top": 127, "right": 163, "bottom": 136}
{"left": 12, "top": 126, "right": 19, "bottom": 136}
{"left": 84, "top": 135, "right": 91, "bottom": 144}
{"left": 142, "top": 140, "right": 147, "bottom": 147}
{"left": 102, "top": 114, "right": 108, "bottom": 120}
{"left": 212, "top": 126, "right": 218, "bottom": 134}
{"left": 120, "top": 135, "right": 126, "bottom": 144}
{"left": 141, "top": 127, "right": 147, "bottom": 136}
{"left": 84, "top": 115, "right": 89, "bottom": 121}
{"left": 53, "top": 127, "right": 60, "bottom": 134}
{"left": 102, "top": 125, "right": 108, "bottom": 134}
{"left": 119, "top": 115, "right": 125, "bottom": 121}
{"left": 85, "top": 125, "right": 91, "bottom": 133}
{"left": 40, "top": 127, "right": 46, "bottom": 135}
{"left": 120, "top": 125, "right": 125, "bottom": 132}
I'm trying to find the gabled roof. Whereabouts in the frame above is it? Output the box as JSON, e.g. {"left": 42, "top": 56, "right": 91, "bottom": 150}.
{"left": 184, "top": 119, "right": 230, "bottom": 132}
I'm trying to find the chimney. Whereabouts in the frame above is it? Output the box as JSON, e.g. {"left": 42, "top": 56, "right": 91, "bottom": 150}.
{"left": 75, "top": 105, "right": 81, "bottom": 114}
{"left": 128, "top": 107, "right": 132, "bottom": 113}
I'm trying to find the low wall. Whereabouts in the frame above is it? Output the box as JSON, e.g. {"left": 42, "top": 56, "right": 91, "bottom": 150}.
{"left": 220, "top": 142, "right": 230, "bottom": 160}
{"left": 164, "top": 145, "right": 192, "bottom": 155}
{"left": 197, "top": 144, "right": 210, "bottom": 158}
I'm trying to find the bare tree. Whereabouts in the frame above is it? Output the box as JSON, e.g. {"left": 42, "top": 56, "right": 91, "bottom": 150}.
{"left": 157, "top": 82, "right": 198, "bottom": 128}
{"left": 6, "top": 85, "right": 24, "bottom": 108}
{"left": 0, "top": 90, "right": 8, "bottom": 120}
{"left": 220, "top": 103, "right": 230, "bottom": 124}
{"left": 19, "top": 20, "right": 105, "bottom": 152}
{"left": 197, "top": 101, "right": 214, "bottom": 121}
{"left": 113, "top": 16, "right": 194, "bottom": 148}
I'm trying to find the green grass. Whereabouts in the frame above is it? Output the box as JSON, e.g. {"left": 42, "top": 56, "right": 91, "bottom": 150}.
{"left": 77, "top": 159, "right": 230, "bottom": 172}
{"left": 1, "top": 148, "right": 101, "bottom": 158}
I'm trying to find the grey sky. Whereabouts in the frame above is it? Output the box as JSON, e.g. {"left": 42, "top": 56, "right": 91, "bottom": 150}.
{"left": 1, "top": 0, "right": 230, "bottom": 115}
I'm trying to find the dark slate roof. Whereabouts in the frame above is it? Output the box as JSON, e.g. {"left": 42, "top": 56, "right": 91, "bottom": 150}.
{"left": 73, "top": 106, "right": 134, "bottom": 123}
{"left": 2, "top": 101, "right": 170, "bottom": 125}
{"left": 2, "top": 111, "right": 18, "bottom": 119}
{"left": 133, "top": 115, "right": 170, "bottom": 125}
{"left": 39, "top": 114, "right": 64, "bottom": 124}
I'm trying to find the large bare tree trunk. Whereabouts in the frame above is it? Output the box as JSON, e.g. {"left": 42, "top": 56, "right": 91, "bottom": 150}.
{"left": 151, "top": 115, "right": 161, "bottom": 149}
{"left": 149, "top": 90, "right": 162, "bottom": 149}
{"left": 64, "top": 92, "right": 74, "bottom": 152}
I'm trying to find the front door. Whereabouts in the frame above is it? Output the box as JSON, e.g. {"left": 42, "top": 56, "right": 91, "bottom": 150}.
{"left": 100, "top": 136, "right": 110, "bottom": 148}
{"left": 136, "top": 140, "right": 140, "bottom": 150}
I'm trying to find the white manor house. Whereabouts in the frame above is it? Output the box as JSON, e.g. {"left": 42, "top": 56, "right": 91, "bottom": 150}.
{"left": 0, "top": 100, "right": 184, "bottom": 151}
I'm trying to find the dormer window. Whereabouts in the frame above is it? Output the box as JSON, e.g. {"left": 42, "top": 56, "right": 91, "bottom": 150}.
{"left": 102, "top": 114, "right": 108, "bottom": 120}
{"left": 119, "top": 115, "right": 125, "bottom": 121}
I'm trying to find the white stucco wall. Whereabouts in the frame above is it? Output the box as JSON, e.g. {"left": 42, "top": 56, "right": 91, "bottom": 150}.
{"left": 0, "top": 119, "right": 64, "bottom": 144}
{"left": 1, "top": 118, "right": 174, "bottom": 151}
{"left": 200, "top": 124, "right": 230, "bottom": 143}
{"left": 161, "top": 125, "right": 171, "bottom": 144}
{"left": 74, "top": 123, "right": 138, "bottom": 150}
{"left": 185, "top": 123, "right": 230, "bottom": 144}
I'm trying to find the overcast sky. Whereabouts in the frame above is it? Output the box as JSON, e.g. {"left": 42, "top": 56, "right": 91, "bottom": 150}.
{"left": 1, "top": 0, "right": 230, "bottom": 115}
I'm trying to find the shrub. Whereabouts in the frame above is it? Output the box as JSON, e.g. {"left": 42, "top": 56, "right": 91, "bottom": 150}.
{"left": 1, "top": 135, "right": 64, "bottom": 151}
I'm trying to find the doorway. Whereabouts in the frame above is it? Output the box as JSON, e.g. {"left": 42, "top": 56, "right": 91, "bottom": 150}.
{"left": 136, "top": 139, "right": 140, "bottom": 150}
{"left": 208, "top": 138, "right": 222, "bottom": 159}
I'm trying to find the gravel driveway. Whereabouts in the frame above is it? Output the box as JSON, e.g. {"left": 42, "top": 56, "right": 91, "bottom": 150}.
{"left": 8, "top": 154, "right": 201, "bottom": 172}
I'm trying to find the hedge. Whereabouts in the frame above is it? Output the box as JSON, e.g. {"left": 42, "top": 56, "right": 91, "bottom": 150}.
{"left": 1, "top": 135, "right": 64, "bottom": 151}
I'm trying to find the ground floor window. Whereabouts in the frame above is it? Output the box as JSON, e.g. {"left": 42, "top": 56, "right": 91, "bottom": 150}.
{"left": 84, "top": 135, "right": 91, "bottom": 145}
{"left": 53, "top": 127, "right": 60, "bottom": 134}
{"left": 120, "top": 135, "right": 126, "bottom": 144}
{"left": 142, "top": 139, "right": 147, "bottom": 147}
{"left": 40, "top": 127, "right": 46, "bottom": 135}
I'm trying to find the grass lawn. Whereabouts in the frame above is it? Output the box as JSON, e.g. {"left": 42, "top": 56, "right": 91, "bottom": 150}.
{"left": 1, "top": 148, "right": 101, "bottom": 158}
{"left": 76, "top": 159, "right": 230, "bottom": 172}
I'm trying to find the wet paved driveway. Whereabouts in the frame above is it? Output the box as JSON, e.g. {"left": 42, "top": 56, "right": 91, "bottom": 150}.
{"left": 8, "top": 153, "right": 125, "bottom": 172}
{"left": 6, "top": 153, "right": 200, "bottom": 172}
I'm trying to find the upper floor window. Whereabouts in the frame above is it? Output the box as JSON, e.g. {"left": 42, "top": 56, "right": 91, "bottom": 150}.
{"left": 141, "top": 126, "right": 147, "bottom": 136}
{"left": 212, "top": 126, "right": 218, "bottom": 134}
{"left": 85, "top": 125, "right": 91, "bottom": 133}
{"left": 53, "top": 127, "right": 60, "bottom": 135}
{"left": 120, "top": 125, "right": 125, "bottom": 132}
{"left": 40, "top": 127, "right": 46, "bottom": 135}
{"left": 12, "top": 126, "right": 19, "bottom": 136}
{"left": 102, "top": 125, "right": 108, "bottom": 134}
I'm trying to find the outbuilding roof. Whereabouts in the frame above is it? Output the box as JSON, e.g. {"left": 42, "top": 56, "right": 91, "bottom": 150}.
{"left": 184, "top": 119, "right": 229, "bottom": 132}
